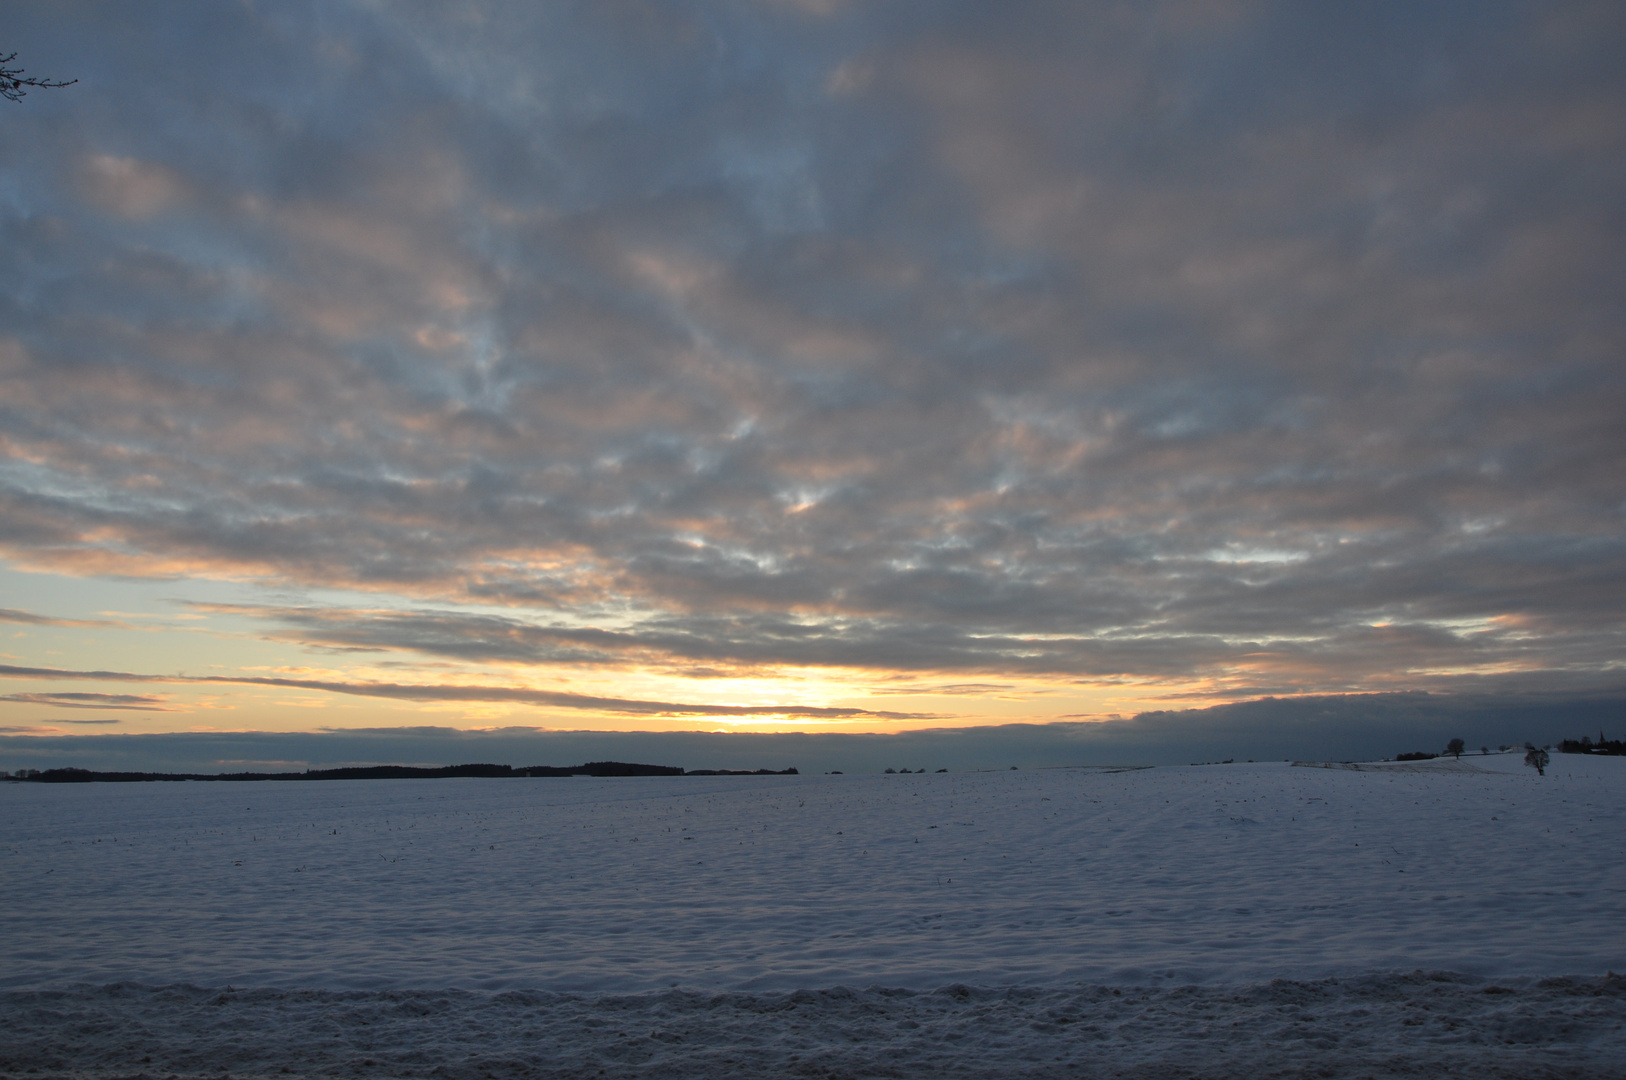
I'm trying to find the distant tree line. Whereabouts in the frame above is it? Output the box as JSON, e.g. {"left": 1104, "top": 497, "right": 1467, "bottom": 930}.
{"left": 1558, "top": 733, "right": 1625, "bottom": 756}
{"left": 1393, "top": 737, "right": 1490, "bottom": 762}
{"left": 5, "top": 762, "right": 798, "bottom": 783}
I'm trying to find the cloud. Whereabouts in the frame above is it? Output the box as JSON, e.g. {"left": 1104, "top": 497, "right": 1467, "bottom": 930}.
{"left": 78, "top": 155, "right": 192, "bottom": 220}
{"left": 0, "top": 691, "right": 171, "bottom": 711}
{"left": 0, "top": 0, "right": 1621, "bottom": 714}
{"left": 0, "top": 608, "right": 120, "bottom": 629}
{"left": 0, "top": 719, "right": 122, "bottom": 734}
{"left": 183, "top": 597, "right": 1626, "bottom": 702}
{"left": 0, "top": 662, "right": 937, "bottom": 721}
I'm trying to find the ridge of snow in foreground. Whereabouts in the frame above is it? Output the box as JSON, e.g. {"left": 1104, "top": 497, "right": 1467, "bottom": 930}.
{"left": 2, "top": 754, "right": 1622, "bottom": 1076}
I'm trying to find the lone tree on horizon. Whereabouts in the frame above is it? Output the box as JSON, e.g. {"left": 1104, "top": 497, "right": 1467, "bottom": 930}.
{"left": 1447, "top": 737, "right": 1465, "bottom": 760}
{"left": 1524, "top": 743, "right": 1549, "bottom": 776}
{"left": 1, "top": 51, "right": 76, "bottom": 103}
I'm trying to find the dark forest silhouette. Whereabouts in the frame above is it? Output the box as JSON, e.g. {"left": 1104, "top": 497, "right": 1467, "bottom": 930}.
{"left": 1558, "top": 732, "right": 1625, "bottom": 756}
{"left": 7, "top": 762, "right": 797, "bottom": 783}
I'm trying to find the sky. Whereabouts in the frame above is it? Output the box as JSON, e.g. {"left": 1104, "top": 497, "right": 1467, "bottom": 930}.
{"left": 2, "top": 1, "right": 1624, "bottom": 769}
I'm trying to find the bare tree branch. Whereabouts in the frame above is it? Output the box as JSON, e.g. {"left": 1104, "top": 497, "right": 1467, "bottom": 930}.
{"left": 1, "top": 51, "right": 77, "bottom": 103}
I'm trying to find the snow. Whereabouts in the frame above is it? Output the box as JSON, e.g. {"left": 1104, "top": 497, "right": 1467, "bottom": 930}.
{"left": 2, "top": 753, "right": 1623, "bottom": 1076}
{"left": 5, "top": 976, "right": 1623, "bottom": 1079}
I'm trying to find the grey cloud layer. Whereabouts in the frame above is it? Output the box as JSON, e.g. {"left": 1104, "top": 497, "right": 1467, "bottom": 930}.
{"left": 2, "top": 1, "right": 1623, "bottom": 693}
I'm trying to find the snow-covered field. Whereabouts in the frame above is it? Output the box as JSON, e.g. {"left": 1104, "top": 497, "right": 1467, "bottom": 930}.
{"left": 2, "top": 754, "right": 1623, "bottom": 1077}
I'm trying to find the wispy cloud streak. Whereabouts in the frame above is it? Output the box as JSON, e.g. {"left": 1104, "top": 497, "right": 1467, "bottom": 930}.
{"left": 0, "top": 664, "right": 936, "bottom": 721}
{"left": 0, "top": 608, "right": 118, "bottom": 629}
{"left": 0, "top": 691, "right": 172, "bottom": 711}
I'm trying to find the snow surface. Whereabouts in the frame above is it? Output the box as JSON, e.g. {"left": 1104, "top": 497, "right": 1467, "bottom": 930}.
{"left": 2, "top": 754, "right": 1623, "bottom": 1076}
{"left": 5, "top": 975, "right": 1624, "bottom": 1079}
